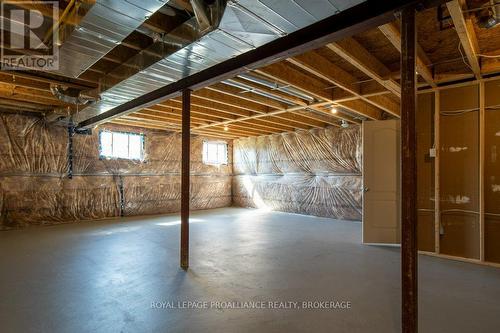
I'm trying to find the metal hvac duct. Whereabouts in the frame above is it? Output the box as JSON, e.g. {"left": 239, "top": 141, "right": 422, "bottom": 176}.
{"left": 236, "top": 73, "right": 315, "bottom": 102}
{"left": 50, "top": 85, "right": 100, "bottom": 105}
{"left": 72, "top": 0, "right": 364, "bottom": 124}
{"left": 55, "top": 0, "right": 171, "bottom": 78}
{"left": 222, "top": 79, "right": 295, "bottom": 105}
{"left": 487, "top": 0, "right": 500, "bottom": 28}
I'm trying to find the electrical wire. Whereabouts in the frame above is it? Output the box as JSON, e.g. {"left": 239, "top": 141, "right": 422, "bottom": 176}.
{"left": 477, "top": 54, "right": 500, "bottom": 58}
{"left": 440, "top": 107, "right": 479, "bottom": 116}
{"left": 458, "top": 41, "right": 474, "bottom": 72}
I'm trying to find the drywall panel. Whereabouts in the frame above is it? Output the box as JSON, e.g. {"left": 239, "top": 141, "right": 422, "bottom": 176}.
{"left": 440, "top": 85, "right": 479, "bottom": 112}
{"left": 439, "top": 84, "right": 480, "bottom": 259}
{"left": 484, "top": 79, "right": 500, "bottom": 263}
{"left": 417, "top": 93, "right": 435, "bottom": 251}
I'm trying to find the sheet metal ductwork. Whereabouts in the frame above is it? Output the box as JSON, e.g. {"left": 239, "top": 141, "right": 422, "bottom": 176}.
{"left": 73, "top": 0, "right": 364, "bottom": 125}
{"left": 55, "top": 0, "right": 170, "bottom": 78}
{"left": 488, "top": 0, "right": 500, "bottom": 28}
{"left": 50, "top": 85, "right": 100, "bottom": 105}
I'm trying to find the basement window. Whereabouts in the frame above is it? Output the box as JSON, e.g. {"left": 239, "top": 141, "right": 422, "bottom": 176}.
{"left": 203, "top": 141, "right": 228, "bottom": 165}
{"left": 99, "top": 130, "right": 145, "bottom": 161}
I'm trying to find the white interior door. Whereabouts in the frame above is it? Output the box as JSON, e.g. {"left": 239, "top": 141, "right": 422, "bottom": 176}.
{"left": 362, "top": 119, "right": 401, "bottom": 245}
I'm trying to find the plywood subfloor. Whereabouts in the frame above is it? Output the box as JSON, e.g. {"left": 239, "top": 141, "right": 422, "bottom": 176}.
{"left": 0, "top": 208, "right": 499, "bottom": 332}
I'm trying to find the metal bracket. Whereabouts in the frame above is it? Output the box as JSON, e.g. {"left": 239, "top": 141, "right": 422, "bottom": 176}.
{"left": 67, "top": 123, "right": 75, "bottom": 179}
{"left": 118, "top": 175, "right": 125, "bottom": 217}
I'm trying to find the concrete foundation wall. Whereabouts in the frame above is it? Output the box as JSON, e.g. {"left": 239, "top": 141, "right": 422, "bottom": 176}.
{"left": 232, "top": 126, "right": 363, "bottom": 221}
{"left": 0, "top": 113, "right": 232, "bottom": 229}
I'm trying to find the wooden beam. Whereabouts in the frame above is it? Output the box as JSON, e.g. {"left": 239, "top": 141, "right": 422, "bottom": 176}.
{"left": 0, "top": 73, "right": 52, "bottom": 92}
{"left": 180, "top": 89, "right": 190, "bottom": 270}
{"left": 0, "top": 71, "right": 94, "bottom": 89}
{"left": 0, "top": 97, "right": 51, "bottom": 112}
{"left": 193, "top": 89, "right": 269, "bottom": 114}
{"left": 339, "top": 99, "right": 383, "bottom": 120}
{"left": 379, "top": 21, "right": 436, "bottom": 87}
{"left": 446, "top": 0, "right": 481, "bottom": 79}
{"left": 480, "top": 52, "right": 500, "bottom": 75}
{"left": 289, "top": 51, "right": 400, "bottom": 116}
{"left": 257, "top": 116, "right": 311, "bottom": 130}
{"left": 207, "top": 83, "right": 289, "bottom": 110}
{"left": 309, "top": 105, "right": 360, "bottom": 124}
{"left": 202, "top": 125, "right": 269, "bottom": 137}
{"left": 232, "top": 76, "right": 358, "bottom": 123}
{"left": 230, "top": 77, "right": 309, "bottom": 106}
{"left": 143, "top": 106, "right": 226, "bottom": 123}
{"left": 110, "top": 118, "right": 179, "bottom": 131}
{"left": 254, "top": 63, "right": 332, "bottom": 99}
{"left": 125, "top": 113, "right": 207, "bottom": 126}
{"left": 191, "top": 101, "right": 331, "bottom": 131}
{"left": 243, "top": 119, "right": 297, "bottom": 132}
{"left": 255, "top": 62, "right": 383, "bottom": 120}
{"left": 327, "top": 38, "right": 401, "bottom": 97}
{"left": 131, "top": 110, "right": 273, "bottom": 136}
{"left": 294, "top": 110, "right": 341, "bottom": 127}
{"left": 401, "top": 7, "right": 417, "bottom": 333}
{"left": 165, "top": 98, "right": 316, "bottom": 131}
{"left": 0, "top": 90, "right": 65, "bottom": 107}
{"left": 274, "top": 111, "right": 331, "bottom": 128}
{"left": 169, "top": 97, "right": 252, "bottom": 118}
{"left": 109, "top": 119, "right": 240, "bottom": 139}
{"left": 202, "top": 123, "right": 270, "bottom": 136}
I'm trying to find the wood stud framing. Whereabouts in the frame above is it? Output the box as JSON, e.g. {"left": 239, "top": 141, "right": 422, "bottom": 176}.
{"left": 434, "top": 90, "right": 441, "bottom": 254}
{"left": 2, "top": 4, "right": 499, "bottom": 138}
{"left": 479, "top": 81, "right": 485, "bottom": 262}
{"left": 422, "top": 78, "right": 500, "bottom": 269}
{"left": 378, "top": 22, "right": 436, "bottom": 88}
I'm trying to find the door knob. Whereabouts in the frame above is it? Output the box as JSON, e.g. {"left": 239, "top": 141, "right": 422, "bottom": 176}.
{"left": 364, "top": 187, "right": 370, "bottom": 192}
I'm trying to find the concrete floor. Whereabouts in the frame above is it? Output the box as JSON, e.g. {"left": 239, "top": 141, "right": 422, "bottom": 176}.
{"left": 0, "top": 208, "right": 499, "bottom": 333}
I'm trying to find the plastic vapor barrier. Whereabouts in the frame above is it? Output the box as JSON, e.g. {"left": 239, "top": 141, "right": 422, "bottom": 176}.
{"left": 232, "top": 126, "right": 362, "bottom": 220}
{"left": 0, "top": 113, "right": 232, "bottom": 229}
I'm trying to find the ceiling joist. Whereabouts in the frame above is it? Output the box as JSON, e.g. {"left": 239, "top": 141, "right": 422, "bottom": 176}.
{"left": 446, "top": 0, "right": 481, "bottom": 79}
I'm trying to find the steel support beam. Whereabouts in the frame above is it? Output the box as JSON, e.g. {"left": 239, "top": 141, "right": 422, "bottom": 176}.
{"left": 180, "top": 89, "right": 190, "bottom": 270}
{"left": 401, "top": 7, "right": 418, "bottom": 333}
{"left": 76, "top": 0, "right": 444, "bottom": 130}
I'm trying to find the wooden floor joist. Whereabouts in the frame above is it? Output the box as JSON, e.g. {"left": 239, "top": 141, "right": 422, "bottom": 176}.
{"left": 327, "top": 38, "right": 401, "bottom": 97}
{"left": 446, "top": 0, "right": 481, "bottom": 79}
{"left": 229, "top": 77, "right": 309, "bottom": 106}
{"left": 288, "top": 51, "right": 400, "bottom": 116}
{"left": 378, "top": 21, "right": 436, "bottom": 87}
{"left": 193, "top": 89, "right": 270, "bottom": 114}
{"left": 191, "top": 101, "right": 331, "bottom": 132}
{"left": 207, "top": 83, "right": 290, "bottom": 110}
{"left": 1, "top": 2, "right": 498, "bottom": 138}
{"left": 255, "top": 62, "right": 384, "bottom": 120}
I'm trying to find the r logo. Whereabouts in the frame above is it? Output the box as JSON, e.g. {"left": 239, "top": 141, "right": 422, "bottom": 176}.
{"left": 1, "top": 1, "right": 59, "bottom": 70}
{"left": 9, "top": 9, "right": 48, "bottom": 50}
